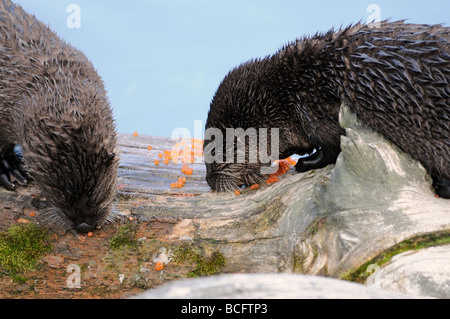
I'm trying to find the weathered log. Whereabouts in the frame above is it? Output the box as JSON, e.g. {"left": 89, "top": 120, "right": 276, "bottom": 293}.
{"left": 134, "top": 273, "right": 411, "bottom": 299}
{"left": 366, "top": 245, "right": 450, "bottom": 298}
{"left": 123, "top": 104, "right": 450, "bottom": 298}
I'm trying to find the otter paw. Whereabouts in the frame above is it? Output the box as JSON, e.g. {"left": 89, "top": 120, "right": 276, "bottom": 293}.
{"left": 295, "top": 149, "right": 322, "bottom": 172}
{"left": 0, "top": 146, "right": 28, "bottom": 191}
{"left": 434, "top": 182, "right": 450, "bottom": 199}
{"left": 295, "top": 147, "right": 338, "bottom": 173}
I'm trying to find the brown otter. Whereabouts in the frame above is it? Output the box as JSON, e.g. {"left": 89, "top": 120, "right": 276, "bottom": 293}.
{"left": 204, "top": 20, "right": 450, "bottom": 198}
{"left": 0, "top": 1, "right": 119, "bottom": 231}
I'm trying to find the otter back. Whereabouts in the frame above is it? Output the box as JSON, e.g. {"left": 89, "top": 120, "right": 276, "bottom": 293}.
{"left": 205, "top": 20, "right": 450, "bottom": 198}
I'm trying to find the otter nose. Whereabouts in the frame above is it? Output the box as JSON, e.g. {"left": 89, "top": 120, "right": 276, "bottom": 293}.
{"left": 76, "top": 222, "right": 95, "bottom": 233}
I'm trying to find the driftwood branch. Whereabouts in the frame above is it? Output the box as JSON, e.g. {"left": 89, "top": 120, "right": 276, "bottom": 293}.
{"left": 120, "top": 105, "right": 450, "bottom": 298}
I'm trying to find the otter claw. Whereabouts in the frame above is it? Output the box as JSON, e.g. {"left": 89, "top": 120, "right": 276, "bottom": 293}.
{"left": 0, "top": 173, "right": 16, "bottom": 191}
{"left": 295, "top": 147, "right": 338, "bottom": 173}
{"left": 295, "top": 148, "right": 325, "bottom": 172}
{"left": 11, "top": 169, "right": 27, "bottom": 186}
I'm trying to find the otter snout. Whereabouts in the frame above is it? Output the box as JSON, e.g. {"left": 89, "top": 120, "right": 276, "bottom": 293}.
{"left": 75, "top": 222, "right": 95, "bottom": 233}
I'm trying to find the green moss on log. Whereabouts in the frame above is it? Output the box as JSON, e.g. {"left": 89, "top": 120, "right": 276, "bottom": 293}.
{"left": 0, "top": 223, "right": 52, "bottom": 275}
{"left": 340, "top": 231, "right": 450, "bottom": 283}
{"left": 172, "top": 244, "right": 226, "bottom": 278}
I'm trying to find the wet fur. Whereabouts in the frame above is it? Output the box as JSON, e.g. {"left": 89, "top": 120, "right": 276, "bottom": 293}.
{"left": 0, "top": 1, "right": 119, "bottom": 229}
{"left": 205, "top": 20, "right": 450, "bottom": 197}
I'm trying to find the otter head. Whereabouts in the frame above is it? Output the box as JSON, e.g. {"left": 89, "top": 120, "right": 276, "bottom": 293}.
{"left": 18, "top": 55, "right": 119, "bottom": 232}
{"left": 204, "top": 57, "right": 318, "bottom": 192}
{"left": 204, "top": 60, "right": 295, "bottom": 192}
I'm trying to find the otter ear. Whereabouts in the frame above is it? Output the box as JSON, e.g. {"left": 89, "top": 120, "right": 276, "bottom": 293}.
{"left": 102, "top": 153, "right": 116, "bottom": 166}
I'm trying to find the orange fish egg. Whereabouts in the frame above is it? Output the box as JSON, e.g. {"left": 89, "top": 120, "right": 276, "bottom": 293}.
{"left": 266, "top": 176, "right": 279, "bottom": 184}
{"left": 171, "top": 182, "right": 181, "bottom": 188}
{"left": 286, "top": 157, "right": 298, "bottom": 166}
{"left": 164, "top": 159, "right": 169, "bottom": 165}
{"left": 133, "top": 132, "right": 138, "bottom": 137}
{"left": 29, "top": 211, "right": 36, "bottom": 217}
{"left": 87, "top": 232, "right": 94, "bottom": 237}
{"left": 274, "top": 160, "right": 291, "bottom": 176}
{"left": 147, "top": 145, "right": 152, "bottom": 151}
{"left": 154, "top": 160, "right": 160, "bottom": 165}
{"left": 250, "top": 183, "right": 260, "bottom": 190}
{"left": 155, "top": 261, "right": 164, "bottom": 271}
{"left": 182, "top": 164, "right": 194, "bottom": 175}
{"left": 235, "top": 190, "right": 241, "bottom": 196}
{"left": 158, "top": 153, "right": 164, "bottom": 158}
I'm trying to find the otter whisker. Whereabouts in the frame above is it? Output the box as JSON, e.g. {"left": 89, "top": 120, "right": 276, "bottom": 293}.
{"left": 105, "top": 210, "right": 122, "bottom": 224}
{"left": 216, "top": 177, "right": 238, "bottom": 193}
{"left": 38, "top": 207, "right": 73, "bottom": 230}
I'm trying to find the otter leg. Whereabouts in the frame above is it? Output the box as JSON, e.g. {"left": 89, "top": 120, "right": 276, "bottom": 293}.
{"left": 295, "top": 146, "right": 339, "bottom": 173}
{"left": 0, "top": 144, "right": 28, "bottom": 191}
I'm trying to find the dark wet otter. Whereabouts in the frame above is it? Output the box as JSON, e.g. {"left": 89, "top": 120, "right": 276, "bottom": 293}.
{"left": 204, "top": 20, "right": 450, "bottom": 198}
{"left": 0, "top": 1, "right": 119, "bottom": 231}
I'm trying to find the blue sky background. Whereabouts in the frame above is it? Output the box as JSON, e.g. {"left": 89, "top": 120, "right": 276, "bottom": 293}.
{"left": 14, "top": 0, "right": 450, "bottom": 137}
